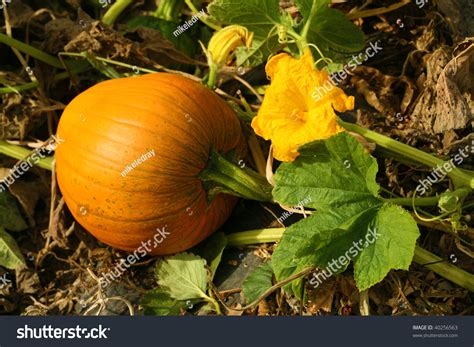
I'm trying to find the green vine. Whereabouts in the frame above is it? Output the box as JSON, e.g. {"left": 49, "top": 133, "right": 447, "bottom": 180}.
{"left": 227, "top": 228, "right": 474, "bottom": 292}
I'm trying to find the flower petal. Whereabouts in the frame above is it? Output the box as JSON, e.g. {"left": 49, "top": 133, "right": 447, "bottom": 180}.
{"left": 252, "top": 49, "right": 354, "bottom": 162}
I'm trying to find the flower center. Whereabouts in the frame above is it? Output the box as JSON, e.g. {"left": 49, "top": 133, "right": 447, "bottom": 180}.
{"left": 290, "top": 109, "right": 308, "bottom": 122}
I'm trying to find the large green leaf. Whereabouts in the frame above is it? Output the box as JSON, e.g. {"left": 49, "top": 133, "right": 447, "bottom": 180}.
{"left": 295, "top": 0, "right": 365, "bottom": 61}
{"left": 294, "top": 0, "right": 330, "bottom": 16}
{"left": 0, "top": 227, "right": 26, "bottom": 269}
{"left": 208, "top": 0, "right": 281, "bottom": 37}
{"left": 273, "top": 132, "right": 380, "bottom": 210}
{"left": 272, "top": 132, "right": 420, "bottom": 294}
{"left": 242, "top": 261, "right": 274, "bottom": 303}
{"left": 272, "top": 199, "right": 381, "bottom": 295}
{"left": 354, "top": 205, "right": 419, "bottom": 290}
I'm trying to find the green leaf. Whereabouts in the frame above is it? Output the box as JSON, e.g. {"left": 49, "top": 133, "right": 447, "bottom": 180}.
{"left": 296, "top": 0, "right": 365, "bottom": 62}
{"left": 208, "top": 0, "right": 282, "bottom": 34}
{"left": 208, "top": 0, "right": 282, "bottom": 66}
{"left": 155, "top": 252, "right": 209, "bottom": 301}
{"left": 354, "top": 205, "right": 419, "bottom": 290}
{"left": 242, "top": 261, "right": 273, "bottom": 303}
{"left": 0, "top": 191, "right": 28, "bottom": 231}
{"left": 0, "top": 227, "right": 26, "bottom": 269}
{"left": 272, "top": 199, "right": 381, "bottom": 296}
{"left": 273, "top": 132, "right": 380, "bottom": 210}
{"left": 271, "top": 132, "right": 420, "bottom": 294}
{"left": 140, "top": 289, "right": 189, "bottom": 316}
{"left": 294, "top": 0, "right": 331, "bottom": 16}
{"left": 191, "top": 232, "right": 227, "bottom": 279}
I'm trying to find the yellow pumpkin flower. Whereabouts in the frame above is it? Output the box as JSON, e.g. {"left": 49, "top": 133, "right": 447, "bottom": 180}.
{"left": 251, "top": 49, "right": 355, "bottom": 162}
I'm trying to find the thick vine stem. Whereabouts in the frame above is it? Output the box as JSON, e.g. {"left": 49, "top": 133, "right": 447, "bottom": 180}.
{"left": 0, "top": 141, "right": 53, "bottom": 170}
{"left": 154, "top": 0, "right": 183, "bottom": 21}
{"left": 207, "top": 63, "right": 218, "bottom": 89}
{"left": 227, "top": 228, "right": 474, "bottom": 292}
{"left": 200, "top": 150, "right": 273, "bottom": 201}
{"left": 383, "top": 188, "right": 470, "bottom": 207}
{"left": 413, "top": 246, "right": 474, "bottom": 292}
{"left": 338, "top": 119, "right": 474, "bottom": 191}
{"left": 286, "top": 29, "right": 307, "bottom": 57}
{"left": 102, "top": 0, "right": 133, "bottom": 26}
{"left": 227, "top": 228, "right": 285, "bottom": 246}
{"left": 299, "top": 0, "right": 318, "bottom": 41}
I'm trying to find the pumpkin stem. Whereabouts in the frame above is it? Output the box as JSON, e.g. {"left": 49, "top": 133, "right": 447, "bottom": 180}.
{"left": 200, "top": 149, "right": 272, "bottom": 202}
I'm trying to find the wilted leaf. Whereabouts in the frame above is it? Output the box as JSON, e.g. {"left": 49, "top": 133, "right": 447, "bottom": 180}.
{"left": 0, "top": 191, "right": 28, "bottom": 231}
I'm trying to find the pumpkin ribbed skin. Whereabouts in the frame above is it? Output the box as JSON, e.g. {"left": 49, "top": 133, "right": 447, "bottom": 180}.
{"left": 56, "top": 73, "right": 246, "bottom": 255}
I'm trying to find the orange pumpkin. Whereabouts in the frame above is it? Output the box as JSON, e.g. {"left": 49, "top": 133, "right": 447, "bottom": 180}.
{"left": 56, "top": 73, "right": 246, "bottom": 255}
